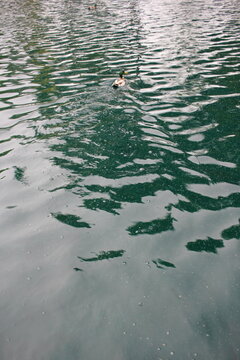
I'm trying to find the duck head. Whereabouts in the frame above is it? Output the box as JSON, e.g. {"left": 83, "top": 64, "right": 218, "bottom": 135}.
{"left": 119, "top": 70, "right": 128, "bottom": 78}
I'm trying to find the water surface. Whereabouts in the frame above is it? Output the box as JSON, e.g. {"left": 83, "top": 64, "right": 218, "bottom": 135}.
{"left": 0, "top": 0, "right": 240, "bottom": 359}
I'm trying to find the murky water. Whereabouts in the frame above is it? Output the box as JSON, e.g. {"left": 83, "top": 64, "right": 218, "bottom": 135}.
{"left": 0, "top": 0, "right": 240, "bottom": 359}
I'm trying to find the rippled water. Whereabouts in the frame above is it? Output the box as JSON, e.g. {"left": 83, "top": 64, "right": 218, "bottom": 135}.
{"left": 1, "top": 0, "right": 240, "bottom": 359}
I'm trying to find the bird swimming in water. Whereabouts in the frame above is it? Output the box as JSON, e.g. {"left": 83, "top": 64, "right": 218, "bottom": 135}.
{"left": 88, "top": 4, "right": 97, "bottom": 10}
{"left": 112, "top": 70, "right": 128, "bottom": 88}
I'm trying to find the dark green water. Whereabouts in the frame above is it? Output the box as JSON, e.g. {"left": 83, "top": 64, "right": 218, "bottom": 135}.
{"left": 0, "top": 0, "right": 240, "bottom": 359}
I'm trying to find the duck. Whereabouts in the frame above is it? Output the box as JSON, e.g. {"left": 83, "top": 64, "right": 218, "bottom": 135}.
{"left": 88, "top": 4, "right": 97, "bottom": 10}
{"left": 112, "top": 70, "right": 128, "bottom": 88}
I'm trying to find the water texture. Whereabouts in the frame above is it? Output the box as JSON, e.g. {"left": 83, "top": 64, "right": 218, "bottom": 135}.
{"left": 0, "top": 0, "right": 240, "bottom": 359}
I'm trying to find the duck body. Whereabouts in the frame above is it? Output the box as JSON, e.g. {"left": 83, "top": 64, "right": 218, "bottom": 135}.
{"left": 88, "top": 4, "right": 97, "bottom": 10}
{"left": 112, "top": 70, "right": 128, "bottom": 88}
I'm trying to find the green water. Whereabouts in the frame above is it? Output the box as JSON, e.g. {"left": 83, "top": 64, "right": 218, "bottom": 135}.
{"left": 0, "top": 0, "right": 240, "bottom": 359}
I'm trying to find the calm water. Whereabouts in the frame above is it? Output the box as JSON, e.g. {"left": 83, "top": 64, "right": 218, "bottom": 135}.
{"left": 0, "top": 0, "right": 240, "bottom": 359}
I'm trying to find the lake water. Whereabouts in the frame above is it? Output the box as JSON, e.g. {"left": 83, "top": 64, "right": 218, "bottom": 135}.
{"left": 0, "top": 0, "right": 240, "bottom": 359}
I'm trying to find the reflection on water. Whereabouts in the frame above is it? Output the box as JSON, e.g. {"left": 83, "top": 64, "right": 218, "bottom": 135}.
{"left": 0, "top": 0, "right": 240, "bottom": 359}
{"left": 52, "top": 212, "right": 91, "bottom": 228}
{"left": 222, "top": 220, "right": 240, "bottom": 240}
{"left": 187, "top": 220, "right": 240, "bottom": 253}
{"left": 186, "top": 236, "right": 224, "bottom": 254}
{"left": 152, "top": 258, "right": 176, "bottom": 269}
{"left": 127, "top": 213, "right": 176, "bottom": 236}
{"left": 78, "top": 249, "right": 125, "bottom": 262}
